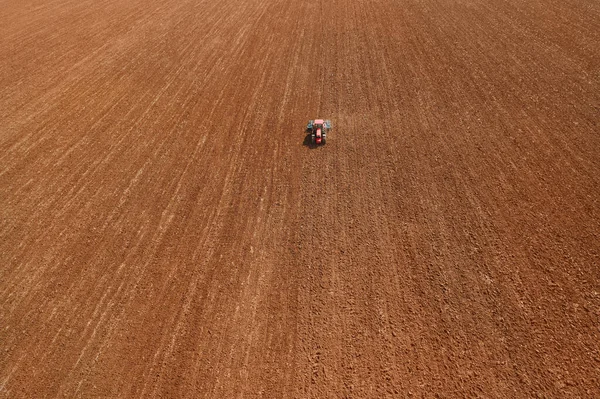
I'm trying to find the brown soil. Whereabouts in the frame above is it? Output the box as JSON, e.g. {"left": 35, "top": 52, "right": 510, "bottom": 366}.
{"left": 1, "top": 0, "right": 599, "bottom": 397}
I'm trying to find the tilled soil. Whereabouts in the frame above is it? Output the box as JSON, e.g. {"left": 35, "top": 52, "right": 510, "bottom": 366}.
{"left": 1, "top": 0, "right": 599, "bottom": 397}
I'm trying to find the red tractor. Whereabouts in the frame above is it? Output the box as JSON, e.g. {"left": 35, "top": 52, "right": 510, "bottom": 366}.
{"left": 306, "top": 119, "right": 331, "bottom": 145}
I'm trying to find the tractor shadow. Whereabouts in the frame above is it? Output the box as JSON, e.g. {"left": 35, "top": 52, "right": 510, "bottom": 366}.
{"left": 303, "top": 133, "right": 319, "bottom": 149}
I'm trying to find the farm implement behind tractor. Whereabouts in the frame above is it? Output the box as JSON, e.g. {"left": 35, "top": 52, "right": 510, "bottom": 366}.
{"left": 307, "top": 119, "right": 331, "bottom": 145}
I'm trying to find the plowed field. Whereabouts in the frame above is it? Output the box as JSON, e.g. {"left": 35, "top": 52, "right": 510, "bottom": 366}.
{"left": 2, "top": 0, "right": 599, "bottom": 397}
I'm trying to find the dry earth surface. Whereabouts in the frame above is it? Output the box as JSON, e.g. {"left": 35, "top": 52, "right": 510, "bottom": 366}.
{"left": 1, "top": 0, "right": 600, "bottom": 397}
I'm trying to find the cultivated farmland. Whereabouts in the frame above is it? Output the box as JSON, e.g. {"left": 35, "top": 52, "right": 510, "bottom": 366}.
{"left": 1, "top": 0, "right": 599, "bottom": 397}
